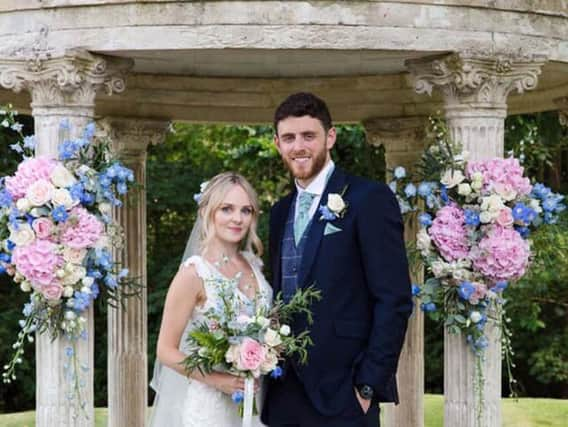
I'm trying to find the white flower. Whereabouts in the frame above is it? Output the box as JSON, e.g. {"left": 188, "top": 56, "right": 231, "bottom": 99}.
{"left": 393, "top": 166, "right": 406, "bottom": 179}
{"left": 8, "top": 223, "right": 35, "bottom": 246}
{"left": 431, "top": 260, "right": 448, "bottom": 278}
{"left": 63, "top": 286, "right": 74, "bottom": 298}
{"left": 416, "top": 228, "right": 432, "bottom": 253}
{"left": 80, "top": 286, "right": 92, "bottom": 295}
{"left": 63, "top": 247, "right": 86, "bottom": 264}
{"left": 327, "top": 193, "right": 346, "bottom": 214}
{"left": 16, "top": 198, "right": 31, "bottom": 212}
{"left": 440, "top": 169, "right": 465, "bottom": 189}
{"left": 471, "top": 180, "right": 483, "bottom": 191}
{"left": 264, "top": 328, "right": 282, "bottom": 347}
{"left": 279, "top": 325, "right": 291, "bottom": 336}
{"left": 260, "top": 348, "right": 279, "bottom": 373}
{"left": 62, "top": 265, "right": 87, "bottom": 286}
{"left": 64, "top": 311, "right": 77, "bottom": 321}
{"left": 494, "top": 184, "right": 517, "bottom": 202}
{"left": 480, "top": 195, "right": 505, "bottom": 213}
{"left": 457, "top": 183, "right": 472, "bottom": 196}
{"left": 255, "top": 316, "right": 270, "bottom": 328}
{"left": 479, "top": 211, "right": 493, "bottom": 224}
{"left": 98, "top": 203, "right": 112, "bottom": 216}
{"left": 82, "top": 277, "right": 94, "bottom": 287}
{"left": 26, "top": 179, "right": 54, "bottom": 206}
{"left": 470, "top": 311, "right": 482, "bottom": 324}
{"left": 529, "top": 199, "right": 543, "bottom": 214}
{"left": 20, "top": 282, "right": 32, "bottom": 292}
{"left": 50, "top": 164, "right": 77, "bottom": 188}
{"left": 471, "top": 172, "right": 483, "bottom": 183}
{"left": 94, "top": 236, "right": 111, "bottom": 250}
{"left": 52, "top": 188, "right": 75, "bottom": 210}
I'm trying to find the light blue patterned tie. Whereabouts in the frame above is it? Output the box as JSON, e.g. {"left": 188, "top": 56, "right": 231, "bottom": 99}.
{"left": 294, "top": 191, "right": 316, "bottom": 246}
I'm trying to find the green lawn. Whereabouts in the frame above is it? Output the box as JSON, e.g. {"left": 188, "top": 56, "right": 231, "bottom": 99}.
{"left": 1, "top": 396, "right": 567, "bottom": 426}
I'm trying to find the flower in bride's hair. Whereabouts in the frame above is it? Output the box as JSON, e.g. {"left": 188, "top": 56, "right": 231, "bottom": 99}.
{"left": 193, "top": 180, "right": 210, "bottom": 204}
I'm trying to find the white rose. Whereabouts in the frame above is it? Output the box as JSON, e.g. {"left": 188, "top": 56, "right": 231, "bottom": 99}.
{"left": 457, "top": 183, "right": 472, "bottom": 196}
{"left": 9, "top": 223, "right": 35, "bottom": 246}
{"left": 225, "top": 345, "right": 240, "bottom": 364}
{"left": 327, "top": 194, "right": 346, "bottom": 213}
{"left": 431, "top": 261, "right": 447, "bottom": 278}
{"left": 50, "top": 164, "right": 77, "bottom": 188}
{"left": 481, "top": 195, "right": 505, "bottom": 213}
{"left": 82, "top": 277, "right": 94, "bottom": 287}
{"left": 52, "top": 188, "right": 75, "bottom": 209}
{"left": 279, "top": 325, "right": 291, "bottom": 336}
{"left": 260, "top": 348, "right": 279, "bottom": 374}
{"left": 494, "top": 184, "right": 517, "bottom": 202}
{"left": 62, "top": 265, "right": 87, "bottom": 286}
{"left": 529, "top": 199, "right": 543, "bottom": 213}
{"left": 264, "top": 328, "right": 282, "bottom": 347}
{"left": 440, "top": 169, "right": 465, "bottom": 189}
{"left": 63, "top": 247, "right": 87, "bottom": 264}
{"left": 479, "top": 211, "right": 493, "bottom": 224}
{"left": 98, "top": 203, "right": 112, "bottom": 216}
{"left": 64, "top": 310, "right": 77, "bottom": 321}
{"left": 26, "top": 179, "right": 54, "bottom": 206}
{"left": 20, "top": 282, "right": 32, "bottom": 292}
{"left": 416, "top": 228, "right": 431, "bottom": 252}
{"left": 16, "top": 198, "right": 31, "bottom": 212}
{"left": 470, "top": 311, "right": 482, "bottom": 324}
{"left": 63, "top": 286, "right": 74, "bottom": 298}
{"left": 471, "top": 172, "right": 483, "bottom": 183}
{"left": 471, "top": 180, "right": 483, "bottom": 191}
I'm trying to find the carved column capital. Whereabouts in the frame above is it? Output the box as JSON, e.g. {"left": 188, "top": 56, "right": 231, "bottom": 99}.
{"left": 554, "top": 97, "right": 568, "bottom": 127}
{"left": 0, "top": 48, "right": 132, "bottom": 107}
{"left": 406, "top": 51, "right": 547, "bottom": 110}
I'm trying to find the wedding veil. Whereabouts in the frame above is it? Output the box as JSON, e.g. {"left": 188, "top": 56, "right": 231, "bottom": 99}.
{"left": 148, "top": 217, "right": 203, "bottom": 426}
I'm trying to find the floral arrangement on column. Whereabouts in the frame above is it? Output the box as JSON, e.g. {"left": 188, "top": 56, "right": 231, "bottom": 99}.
{"left": 0, "top": 105, "right": 138, "bottom": 415}
{"left": 389, "top": 118, "right": 565, "bottom": 424}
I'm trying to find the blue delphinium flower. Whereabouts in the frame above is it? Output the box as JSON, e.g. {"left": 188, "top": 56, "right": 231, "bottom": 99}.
{"left": 393, "top": 166, "right": 406, "bottom": 179}
{"left": 117, "top": 182, "right": 128, "bottom": 195}
{"left": 52, "top": 205, "right": 69, "bottom": 223}
{"left": 458, "top": 281, "right": 475, "bottom": 301}
{"left": 23, "top": 135, "right": 36, "bottom": 150}
{"left": 232, "top": 390, "right": 244, "bottom": 404}
{"left": 0, "top": 253, "right": 11, "bottom": 263}
{"left": 411, "top": 284, "right": 421, "bottom": 297}
{"left": 8, "top": 208, "right": 21, "bottom": 230}
{"left": 514, "top": 225, "right": 530, "bottom": 238}
{"left": 417, "top": 182, "right": 432, "bottom": 198}
{"left": 420, "top": 302, "right": 436, "bottom": 312}
{"left": 72, "top": 292, "right": 92, "bottom": 311}
{"left": 91, "top": 283, "right": 100, "bottom": 299}
{"left": 493, "top": 281, "right": 508, "bottom": 293}
{"left": 9, "top": 143, "right": 23, "bottom": 153}
{"left": 83, "top": 122, "right": 96, "bottom": 140}
{"left": 6, "top": 240, "right": 15, "bottom": 251}
{"left": 0, "top": 189, "right": 13, "bottom": 208}
{"left": 404, "top": 183, "right": 417, "bottom": 198}
{"left": 464, "top": 209, "right": 480, "bottom": 227}
{"left": 319, "top": 205, "right": 337, "bottom": 221}
{"left": 270, "top": 366, "right": 283, "bottom": 379}
{"left": 440, "top": 184, "right": 449, "bottom": 204}
{"left": 418, "top": 213, "right": 432, "bottom": 227}
{"left": 511, "top": 203, "right": 535, "bottom": 224}
{"left": 94, "top": 249, "right": 113, "bottom": 271}
{"left": 58, "top": 140, "right": 80, "bottom": 160}
{"left": 104, "top": 275, "right": 118, "bottom": 289}
{"left": 388, "top": 181, "right": 397, "bottom": 193}
{"left": 87, "top": 269, "right": 103, "bottom": 280}
{"left": 65, "top": 346, "right": 74, "bottom": 357}
{"left": 531, "top": 183, "right": 550, "bottom": 199}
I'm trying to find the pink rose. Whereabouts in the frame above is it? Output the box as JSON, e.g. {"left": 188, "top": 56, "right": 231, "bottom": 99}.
{"left": 237, "top": 338, "right": 266, "bottom": 372}
{"left": 26, "top": 179, "right": 54, "bottom": 206}
{"left": 32, "top": 218, "right": 55, "bottom": 240}
{"left": 495, "top": 208, "right": 514, "bottom": 228}
{"left": 40, "top": 283, "right": 64, "bottom": 301}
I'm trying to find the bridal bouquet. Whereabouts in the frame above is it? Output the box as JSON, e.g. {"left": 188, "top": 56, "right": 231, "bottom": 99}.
{"left": 183, "top": 281, "right": 321, "bottom": 425}
{"left": 0, "top": 106, "right": 138, "bottom": 413}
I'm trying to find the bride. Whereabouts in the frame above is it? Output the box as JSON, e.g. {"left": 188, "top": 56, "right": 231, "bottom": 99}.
{"left": 149, "top": 172, "right": 272, "bottom": 426}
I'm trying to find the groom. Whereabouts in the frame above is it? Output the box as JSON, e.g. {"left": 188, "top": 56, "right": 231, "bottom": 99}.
{"left": 262, "top": 92, "right": 413, "bottom": 426}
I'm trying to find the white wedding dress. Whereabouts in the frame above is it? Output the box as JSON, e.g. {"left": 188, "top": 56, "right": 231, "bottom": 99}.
{"left": 149, "top": 251, "right": 272, "bottom": 427}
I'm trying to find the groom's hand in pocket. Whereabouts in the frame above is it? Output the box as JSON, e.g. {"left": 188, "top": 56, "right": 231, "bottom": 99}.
{"left": 354, "top": 388, "right": 371, "bottom": 414}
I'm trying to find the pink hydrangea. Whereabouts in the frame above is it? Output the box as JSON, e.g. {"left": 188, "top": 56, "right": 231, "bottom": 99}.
{"left": 428, "top": 204, "right": 469, "bottom": 261}
{"left": 472, "top": 225, "right": 530, "bottom": 282}
{"left": 466, "top": 157, "right": 532, "bottom": 196}
{"left": 60, "top": 207, "right": 104, "bottom": 249}
{"left": 12, "top": 239, "right": 63, "bottom": 288}
{"left": 5, "top": 156, "right": 57, "bottom": 200}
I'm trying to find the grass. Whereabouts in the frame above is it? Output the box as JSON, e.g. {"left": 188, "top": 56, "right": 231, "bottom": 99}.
{"left": 1, "top": 396, "right": 567, "bottom": 426}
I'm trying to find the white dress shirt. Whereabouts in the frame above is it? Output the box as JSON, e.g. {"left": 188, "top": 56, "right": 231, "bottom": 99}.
{"left": 294, "top": 160, "right": 335, "bottom": 222}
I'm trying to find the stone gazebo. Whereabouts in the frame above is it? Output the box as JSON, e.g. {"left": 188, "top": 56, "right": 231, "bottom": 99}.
{"left": 1, "top": 1, "right": 567, "bottom": 426}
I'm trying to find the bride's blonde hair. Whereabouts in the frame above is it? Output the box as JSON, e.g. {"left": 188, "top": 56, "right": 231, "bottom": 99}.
{"left": 197, "top": 172, "right": 263, "bottom": 256}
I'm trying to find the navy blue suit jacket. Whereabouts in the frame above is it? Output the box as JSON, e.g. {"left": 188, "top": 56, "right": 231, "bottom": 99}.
{"left": 266, "top": 168, "right": 413, "bottom": 418}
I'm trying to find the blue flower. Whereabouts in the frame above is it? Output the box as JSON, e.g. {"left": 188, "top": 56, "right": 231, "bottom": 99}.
{"left": 531, "top": 183, "right": 550, "bottom": 199}
{"left": 404, "top": 183, "right": 417, "bottom": 198}
{"left": 393, "top": 166, "right": 406, "bottom": 179}
{"left": 440, "top": 185, "right": 449, "bottom": 204}
{"left": 425, "top": 194, "right": 438, "bottom": 209}
{"left": 6, "top": 240, "right": 15, "bottom": 251}
{"left": 193, "top": 193, "right": 202, "bottom": 204}
{"left": 0, "top": 251, "right": 10, "bottom": 263}
{"left": 411, "top": 284, "right": 421, "bottom": 297}
{"left": 23, "top": 135, "right": 36, "bottom": 150}
{"left": 59, "top": 118, "right": 71, "bottom": 130}
{"left": 319, "top": 205, "right": 337, "bottom": 221}
{"left": 474, "top": 336, "right": 489, "bottom": 351}
{"left": 11, "top": 122, "right": 23, "bottom": 132}
{"left": 543, "top": 211, "right": 557, "bottom": 225}
{"left": 417, "top": 182, "right": 433, "bottom": 198}
{"left": 94, "top": 249, "right": 113, "bottom": 271}
{"left": 0, "top": 189, "right": 13, "bottom": 208}
{"left": 104, "top": 275, "right": 118, "bottom": 289}
{"left": 542, "top": 197, "right": 559, "bottom": 212}
{"left": 58, "top": 140, "right": 80, "bottom": 160}
{"left": 458, "top": 281, "right": 475, "bottom": 301}
{"left": 72, "top": 292, "right": 92, "bottom": 311}
{"left": 81, "top": 192, "right": 95, "bottom": 205}
{"left": 91, "top": 283, "right": 100, "bottom": 299}
{"left": 0, "top": 264, "right": 6, "bottom": 275}
{"left": 69, "top": 183, "right": 85, "bottom": 201}
{"left": 52, "top": 205, "right": 69, "bottom": 223}
{"left": 231, "top": 390, "right": 244, "bottom": 404}
{"left": 270, "top": 366, "right": 283, "bottom": 379}
{"left": 420, "top": 302, "right": 436, "bottom": 312}
{"left": 464, "top": 209, "right": 480, "bottom": 227}
{"left": 514, "top": 225, "right": 530, "bottom": 238}
{"left": 98, "top": 173, "right": 112, "bottom": 188}
{"left": 512, "top": 203, "right": 534, "bottom": 224}
{"left": 493, "top": 281, "right": 508, "bottom": 293}
{"left": 117, "top": 182, "right": 128, "bottom": 195}
{"left": 118, "top": 268, "right": 129, "bottom": 279}
{"left": 87, "top": 269, "right": 103, "bottom": 279}
{"left": 22, "top": 302, "right": 34, "bottom": 317}
{"left": 388, "top": 181, "right": 397, "bottom": 193}
{"left": 9, "top": 143, "right": 23, "bottom": 153}
{"left": 83, "top": 122, "right": 96, "bottom": 140}
{"left": 418, "top": 213, "right": 432, "bottom": 227}
{"left": 65, "top": 346, "right": 74, "bottom": 357}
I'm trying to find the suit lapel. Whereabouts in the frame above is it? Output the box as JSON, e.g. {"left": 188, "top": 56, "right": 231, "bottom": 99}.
{"left": 298, "top": 168, "right": 347, "bottom": 288}
{"left": 271, "top": 191, "right": 295, "bottom": 296}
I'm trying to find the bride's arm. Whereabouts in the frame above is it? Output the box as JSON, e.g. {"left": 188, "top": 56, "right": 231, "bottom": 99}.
{"left": 156, "top": 265, "right": 248, "bottom": 395}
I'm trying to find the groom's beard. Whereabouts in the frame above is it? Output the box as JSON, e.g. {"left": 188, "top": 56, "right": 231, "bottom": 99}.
{"left": 282, "top": 144, "right": 328, "bottom": 183}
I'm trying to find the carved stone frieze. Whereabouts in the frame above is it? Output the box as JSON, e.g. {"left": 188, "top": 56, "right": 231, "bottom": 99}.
{"left": 0, "top": 48, "right": 132, "bottom": 107}
{"left": 98, "top": 117, "right": 169, "bottom": 158}
{"left": 406, "top": 51, "right": 547, "bottom": 108}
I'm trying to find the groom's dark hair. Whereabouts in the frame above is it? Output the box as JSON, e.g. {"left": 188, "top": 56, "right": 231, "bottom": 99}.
{"left": 273, "top": 92, "right": 333, "bottom": 133}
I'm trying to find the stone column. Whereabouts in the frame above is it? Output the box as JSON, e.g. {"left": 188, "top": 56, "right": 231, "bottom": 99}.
{"left": 406, "top": 51, "right": 546, "bottom": 427}
{"left": 555, "top": 97, "right": 568, "bottom": 127}
{"left": 364, "top": 117, "right": 427, "bottom": 427}
{"left": 101, "top": 118, "right": 168, "bottom": 427}
{"left": 0, "top": 49, "right": 130, "bottom": 426}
